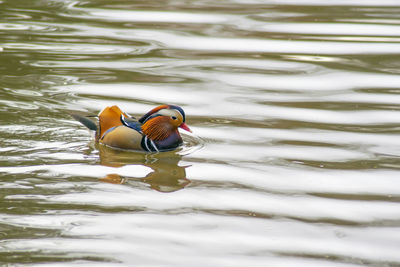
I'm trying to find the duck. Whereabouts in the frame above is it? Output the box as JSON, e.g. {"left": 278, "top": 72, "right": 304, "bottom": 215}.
{"left": 72, "top": 104, "right": 192, "bottom": 152}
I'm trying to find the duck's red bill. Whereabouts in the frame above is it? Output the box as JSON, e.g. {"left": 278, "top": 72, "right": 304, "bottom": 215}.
{"left": 179, "top": 123, "right": 192, "bottom": 133}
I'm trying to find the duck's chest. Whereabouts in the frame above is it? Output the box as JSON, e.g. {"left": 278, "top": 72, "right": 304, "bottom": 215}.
{"left": 141, "top": 131, "right": 182, "bottom": 152}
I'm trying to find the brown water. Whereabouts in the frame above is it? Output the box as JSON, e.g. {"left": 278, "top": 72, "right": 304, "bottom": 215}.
{"left": 1, "top": 0, "right": 400, "bottom": 266}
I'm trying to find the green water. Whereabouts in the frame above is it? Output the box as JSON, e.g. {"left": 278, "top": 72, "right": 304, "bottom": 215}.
{"left": 1, "top": 0, "right": 400, "bottom": 266}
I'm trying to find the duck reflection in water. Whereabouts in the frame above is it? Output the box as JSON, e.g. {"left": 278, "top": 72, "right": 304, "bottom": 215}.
{"left": 97, "top": 144, "right": 190, "bottom": 193}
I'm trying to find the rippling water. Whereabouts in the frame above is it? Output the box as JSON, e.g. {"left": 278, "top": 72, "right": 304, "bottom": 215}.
{"left": 1, "top": 0, "right": 400, "bottom": 266}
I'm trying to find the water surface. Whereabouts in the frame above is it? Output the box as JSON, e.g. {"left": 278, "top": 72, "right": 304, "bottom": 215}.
{"left": 1, "top": 0, "right": 400, "bottom": 266}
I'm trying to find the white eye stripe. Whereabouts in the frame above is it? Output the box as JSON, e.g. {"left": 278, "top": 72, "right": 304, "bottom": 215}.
{"left": 159, "top": 109, "right": 183, "bottom": 121}
{"left": 176, "top": 110, "right": 183, "bottom": 119}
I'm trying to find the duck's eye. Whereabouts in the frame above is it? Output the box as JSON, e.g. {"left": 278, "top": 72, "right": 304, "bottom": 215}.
{"left": 172, "top": 116, "right": 177, "bottom": 120}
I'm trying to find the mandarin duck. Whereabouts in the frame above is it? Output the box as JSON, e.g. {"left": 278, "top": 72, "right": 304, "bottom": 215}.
{"left": 72, "top": 104, "right": 191, "bottom": 152}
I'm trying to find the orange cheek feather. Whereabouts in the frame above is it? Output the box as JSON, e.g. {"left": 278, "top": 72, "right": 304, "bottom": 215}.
{"left": 141, "top": 116, "right": 174, "bottom": 141}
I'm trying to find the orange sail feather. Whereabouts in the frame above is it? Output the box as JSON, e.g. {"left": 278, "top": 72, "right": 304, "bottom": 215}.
{"left": 98, "top": 105, "right": 129, "bottom": 140}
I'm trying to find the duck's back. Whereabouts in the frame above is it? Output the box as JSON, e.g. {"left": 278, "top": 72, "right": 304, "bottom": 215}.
{"left": 97, "top": 106, "right": 145, "bottom": 150}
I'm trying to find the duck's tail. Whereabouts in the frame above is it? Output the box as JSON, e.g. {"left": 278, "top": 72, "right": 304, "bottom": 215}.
{"left": 71, "top": 113, "right": 98, "bottom": 131}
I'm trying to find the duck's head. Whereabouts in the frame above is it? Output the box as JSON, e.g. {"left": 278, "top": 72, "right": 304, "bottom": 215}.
{"left": 139, "top": 104, "right": 192, "bottom": 141}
